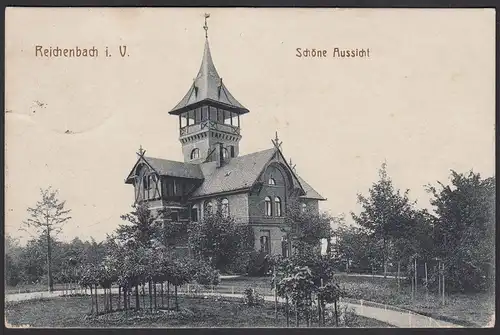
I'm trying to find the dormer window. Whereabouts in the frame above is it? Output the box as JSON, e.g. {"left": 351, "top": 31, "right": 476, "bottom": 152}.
{"left": 268, "top": 178, "right": 276, "bottom": 185}
{"left": 191, "top": 148, "right": 200, "bottom": 159}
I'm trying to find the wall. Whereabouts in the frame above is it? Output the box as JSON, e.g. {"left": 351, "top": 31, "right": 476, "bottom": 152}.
{"left": 248, "top": 162, "right": 289, "bottom": 224}
{"left": 181, "top": 129, "right": 241, "bottom": 163}
{"left": 195, "top": 192, "right": 249, "bottom": 224}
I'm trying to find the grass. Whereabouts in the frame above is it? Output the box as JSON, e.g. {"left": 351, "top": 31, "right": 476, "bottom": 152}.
{"left": 5, "top": 294, "right": 391, "bottom": 328}
{"left": 218, "top": 274, "right": 494, "bottom": 327}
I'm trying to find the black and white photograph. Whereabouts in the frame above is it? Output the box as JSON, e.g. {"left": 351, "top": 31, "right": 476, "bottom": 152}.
{"left": 4, "top": 7, "right": 495, "bottom": 328}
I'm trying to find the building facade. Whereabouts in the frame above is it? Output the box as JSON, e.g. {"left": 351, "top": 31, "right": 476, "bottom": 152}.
{"left": 125, "top": 25, "right": 325, "bottom": 258}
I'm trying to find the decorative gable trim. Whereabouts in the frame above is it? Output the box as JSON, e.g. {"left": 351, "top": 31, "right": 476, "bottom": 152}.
{"left": 124, "top": 156, "right": 159, "bottom": 184}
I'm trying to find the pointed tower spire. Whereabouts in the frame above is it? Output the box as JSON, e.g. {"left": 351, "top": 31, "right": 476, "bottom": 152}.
{"left": 168, "top": 16, "right": 249, "bottom": 116}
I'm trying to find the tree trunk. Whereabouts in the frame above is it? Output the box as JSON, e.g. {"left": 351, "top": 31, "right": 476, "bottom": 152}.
{"left": 442, "top": 262, "right": 445, "bottom": 305}
{"left": 438, "top": 263, "right": 441, "bottom": 296}
{"left": 383, "top": 237, "right": 387, "bottom": 278}
{"left": 149, "top": 281, "right": 153, "bottom": 312}
{"left": 295, "top": 301, "right": 299, "bottom": 327}
{"left": 46, "top": 229, "right": 53, "bottom": 292}
{"left": 103, "top": 288, "right": 107, "bottom": 312}
{"left": 175, "top": 285, "right": 179, "bottom": 311}
{"left": 334, "top": 300, "right": 339, "bottom": 327}
{"left": 154, "top": 281, "right": 157, "bottom": 310}
{"left": 135, "top": 284, "right": 140, "bottom": 310}
{"left": 167, "top": 282, "right": 170, "bottom": 309}
{"left": 424, "top": 262, "right": 428, "bottom": 303}
{"left": 285, "top": 296, "right": 290, "bottom": 327}
{"left": 109, "top": 287, "right": 113, "bottom": 312}
{"left": 397, "top": 260, "right": 401, "bottom": 289}
{"left": 161, "top": 282, "right": 164, "bottom": 307}
{"left": 90, "top": 286, "right": 94, "bottom": 314}
{"left": 94, "top": 284, "right": 99, "bottom": 315}
{"left": 317, "top": 295, "right": 322, "bottom": 327}
{"left": 142, "top": 284, "right": 146, "bottom": 309}
{"left": 414, "top": 258, "right": 418, "bottom": 298}
{"left": 118, "top": 286, "right": 121, "bottom": 310}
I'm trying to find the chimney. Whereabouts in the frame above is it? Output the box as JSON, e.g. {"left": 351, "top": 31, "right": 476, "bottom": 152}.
{"left": 217, "top": 142, "right": 224, "bottom": 168}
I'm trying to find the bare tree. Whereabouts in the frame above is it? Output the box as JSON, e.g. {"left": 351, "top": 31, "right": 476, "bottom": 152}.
{"left": 21, "top": 187, "right": 71, "bottom": 291}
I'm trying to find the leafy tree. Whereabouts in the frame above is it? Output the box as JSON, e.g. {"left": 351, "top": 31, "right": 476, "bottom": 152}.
{"left": 188, "top": 209, "right": 254, "bottom": 273}
{"left": 284, "top": 199, "right": 333, "bottom": 257}
{"left": 427, "top": 170, "right": 495, "bottom": 292}
{"left": 351, "top": 162, "right": 414, "bottom": 277}
{"left": 21, "top": 187, "right": 72, "bottom": 291}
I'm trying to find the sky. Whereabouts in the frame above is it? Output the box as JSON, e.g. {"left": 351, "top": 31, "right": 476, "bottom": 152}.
{"left": 5, "top": 8, "right": 495, "bottom": 245}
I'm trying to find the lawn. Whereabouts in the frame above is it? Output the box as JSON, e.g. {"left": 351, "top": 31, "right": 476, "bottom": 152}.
{"left": 5, "top": 294, "right": 392, "bottom": 328}
{"left": 218, "top": 274, "right": 494, "bottom": 327}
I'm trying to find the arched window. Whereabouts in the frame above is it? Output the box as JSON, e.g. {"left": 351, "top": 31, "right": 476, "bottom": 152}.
{"left": 268, "top": 178, "right": 276, "bottom": 185}
{"left": 204, "top": 200, "right": 213, "bottom": 215}
{"left": 222, "top": 148, "right": 229, "bottom": 159}
{"left": 301, "top": 203, "right": 307, "bottom": 212}
{"left": 265, "top": 196, "right": 272, "bottom": 216}
{"left": 190, "top": 148, "right": 200, "bottom": 159}
{"left": 221, "top": 198, "right": 229, "bottom": 217}
{"left": 275, "top": 197, "right": 282, "bottom": 217}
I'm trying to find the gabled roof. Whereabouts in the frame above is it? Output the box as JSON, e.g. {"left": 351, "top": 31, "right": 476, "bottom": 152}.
{"left": 168, "top": 38, "right": 249, "bottom": 116}
{"left": 143, "top": 157, "right": 204, "bottom": 179}
{"left": 125, "top": 156, "right": 204, "bottom": 184}
{"left": 190, "top": 148, "right": 276, "bottom": 198}
{"left": 296, "top": 175, "right": 326, "bottom": 201}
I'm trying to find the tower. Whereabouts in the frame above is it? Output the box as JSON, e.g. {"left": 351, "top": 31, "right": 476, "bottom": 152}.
{"left": 168, "top": 14, "right": 249, "bottom": 165}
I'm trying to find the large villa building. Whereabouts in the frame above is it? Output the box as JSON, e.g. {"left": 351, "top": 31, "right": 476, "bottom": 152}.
{"left": 125, "top": 18, "right": 325, "bottom": 258}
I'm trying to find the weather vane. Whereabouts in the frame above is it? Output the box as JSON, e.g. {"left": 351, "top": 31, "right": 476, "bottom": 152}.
{"left": 203, "top": 13, "right": 210, "bottom": 39}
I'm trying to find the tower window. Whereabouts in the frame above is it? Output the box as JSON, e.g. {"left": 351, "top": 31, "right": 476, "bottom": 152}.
{"left": 221, "top": 198, "right": 229, "bottom": 217}
{"left": 265, "top": 196, "right": 272, "bottom": 216}
{"left": 275, "top": 197, "right": 282, "bottom": 217}
{"left": 222, "top": 148, "right": 229, "bottom": 159}
{"left": 268, "top": 178, "right": 276, "bottom": 185}
{"left": 191, "top": 148, "right": 200, "bottom": 159}
{"left": 230, "top": 145, "right": 235, "bottom": 158}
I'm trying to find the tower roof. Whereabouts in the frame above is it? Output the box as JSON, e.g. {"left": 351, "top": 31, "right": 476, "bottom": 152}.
{"left": 168, "top": 38, "right": 250, "bottom": 115}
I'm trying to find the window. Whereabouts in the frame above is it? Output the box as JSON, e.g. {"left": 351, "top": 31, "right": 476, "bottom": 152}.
{"left": 301, "top": 203, "right": 307, "bottom": 212}
{"left": 275, "top": 197, "right": 282, "bottom": 217}
{"left": 221, "top": 198, "right": 229, "bottom": 217}
{"left": 204, "top": 200, "right": 213, "bottom": 215}
{"left": 190, "top": 148, "right": 200, "bottom": 159}
{"left": 191, "top": 207, "right": 199, "bottom": 222}
{"left": 170, "top": 211, "right": 179, "bottom": 222}
{"left": 222, "top": 148, "right": 229, "bottom": 159}
{"left": 268, "top": 178, "right": 276, "bottom": 185}
{"left": 281, "top": 236, "right": 289, "bottom": 258}
{"left": 260, "top": 231, "right": 270, "bottom": 254}
{"left": 230, "top": 145, "right": 235, "bottom": 158}
{"left": 265, "top": 196, "right": 272, "bottom": 216}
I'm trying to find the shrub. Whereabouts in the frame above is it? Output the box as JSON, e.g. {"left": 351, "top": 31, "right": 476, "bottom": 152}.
{"left": 243, "top": 287, "right": 264, "bottom": 306}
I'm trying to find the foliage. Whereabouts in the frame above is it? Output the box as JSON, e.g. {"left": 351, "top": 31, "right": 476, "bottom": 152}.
{"left": 426, "top": 170, "right": 495, "bottom": 292}
{"left": 284, "top": 199, "right": 333, "bottom": 256}
{"left": 243, "top": 287, "right": 264, "bottom": 306}
{"left": 20, "top": 187, "right": 72, "bottom": 291}
{"left": 188, "top": 210, "right": 254, "bottom": 273}
{"left": 351, "top": 163, "right": 417, "bottom": 276}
